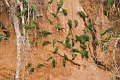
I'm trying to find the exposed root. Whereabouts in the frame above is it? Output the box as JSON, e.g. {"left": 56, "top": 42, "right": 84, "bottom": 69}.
{"left": 49, "top": 51, "right": 81, "bottom": 67}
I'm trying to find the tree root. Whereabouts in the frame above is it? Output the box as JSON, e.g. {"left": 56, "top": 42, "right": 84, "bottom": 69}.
{"left": 49, "top": 51, "right": 81, "bottom": 67}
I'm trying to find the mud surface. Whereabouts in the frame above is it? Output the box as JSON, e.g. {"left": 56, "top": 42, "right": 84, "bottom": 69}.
{"left": 0, "top": 0, "right": 118, "bottom": 80}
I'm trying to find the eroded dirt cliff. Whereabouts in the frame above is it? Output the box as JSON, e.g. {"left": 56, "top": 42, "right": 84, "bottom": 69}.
{"left": 0, "top": 0, "right": 119, "bottom": 80}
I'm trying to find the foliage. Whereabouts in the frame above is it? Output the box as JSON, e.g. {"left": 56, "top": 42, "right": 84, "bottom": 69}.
{"left": 2, "top": 0, "right": 117, "bottom": 73}
{"left": 31, "top": 4, "right": 37, "bottom": 12}
{"left": 107, "top": 0, "right": 113, "bottom": 8}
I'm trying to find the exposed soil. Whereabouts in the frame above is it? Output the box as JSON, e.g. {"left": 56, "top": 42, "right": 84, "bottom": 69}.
{"left": 0, "top": 0, "right": 119, "bottom": 80}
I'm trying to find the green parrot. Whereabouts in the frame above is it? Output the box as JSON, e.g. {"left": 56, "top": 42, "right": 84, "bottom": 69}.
{"left": 48, "top": 0, "right": 53, "bottom": 4}
{"left": 57, "top": 0, "right": 64, "bottom": 14}
{"left": 77, "top": 11, "right": 87, "bottom": 21}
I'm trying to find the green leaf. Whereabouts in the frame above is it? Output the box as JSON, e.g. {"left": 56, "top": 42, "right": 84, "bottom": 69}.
{"left": 57, "top": 0, "right": 64, "bottom": 13}
{"left": 77, "top": 11, "right": 87, "bottom": 21}
{"left": 108, "top": 0, "right": 113, "bottom": 7}
{"left": 22, "top": 0, "right": 27, "bottom": 3}
{"left": 17, "top": 12, "right": 22, "bottom": 19}
{"left": 48, "top": 19, "right": 54, "bottom": 25}
{"left": 56, "top": 23, "right": 64, "bottom": 31}
{"left": 71, "top": 48, "right": 80, "bottom": 53}
{"left": 31, "top": 20, "right": 37, "bottom": 28}
{"left": 80, "top": 43, "right": 87, "bottom": 49}
{"left": 72, "top": 53, "right": 77, "bottom": 60}
{"left": 68, "top": 19, "right": 72, "bottom": 30}
{"left": 52, "top": 38, "right": 56, "bottom": 48}
{"left": 42, "top": 41, "right": 51, "bottom": 46}
{"left": 74, "top": 20, "right": 78, "bottom": 28}
{"left": 37, "top": 64, "right": 44, "bottom": 68}
{"left": 32, "top": 4, "right": 37, "bottom": 12}
{"left": 81, "top": 50, "right": 89, "bottom": 59}
{"left": 62, "top": 8, "right": 68, "bottom": 16}
{"left": 47, "top": 56, "right": 53, "bottom": 62}
{"left": 48, "top": 0, "right": 53, "bottom": 4}
{"left": 40, "top": 31, "right": 51, "bottom": 37}
{"left": 17, "top": 8, "right": 27, "bottom": 19}
{"left": 54, "top": 46, "right": 58, "bottom": 54}
{"left": 24, "top": 24, "right": 31, "bottom": 30}
{"left": 52, "top": 59, "right": 56, "bottom": 68}
{"left": 22, "top": 8, "right": 27, "bottom": 15}
{"left": 66, "top": 43, "right": 72, "bottom": 49}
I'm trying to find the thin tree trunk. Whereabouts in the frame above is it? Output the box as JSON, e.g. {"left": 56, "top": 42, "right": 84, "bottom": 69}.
{"left": 12, "top": 14, "right": 21, "bottom": 80}
{"left": 1, "top": 0, "right": 21, "bottom": 80}
{"left": 10, "top": 5, "right": 21, "bottom": 80}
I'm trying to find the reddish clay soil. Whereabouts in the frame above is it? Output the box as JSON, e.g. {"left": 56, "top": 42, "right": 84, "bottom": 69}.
{"left": 0, "top": 0, "right": 117, "bottom": 80}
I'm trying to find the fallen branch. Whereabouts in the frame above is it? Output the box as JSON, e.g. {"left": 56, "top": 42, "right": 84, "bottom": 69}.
{"left": 49, "top": 51, "right": 81, "bottom": 66}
